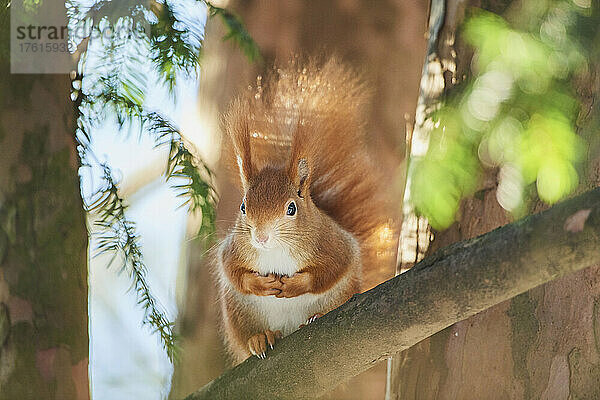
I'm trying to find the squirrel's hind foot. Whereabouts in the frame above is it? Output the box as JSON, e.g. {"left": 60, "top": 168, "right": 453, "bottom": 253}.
{"left": 248, "top": 330, "right": 283, "bottom": 359}
{"left": 307, "top": 313, "right": 323, "bottom": 324}
{"left": 299, "top": 313, "right": 323, "bottom": 329}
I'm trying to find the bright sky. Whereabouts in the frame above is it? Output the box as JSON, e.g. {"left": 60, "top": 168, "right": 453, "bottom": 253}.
{"left": 76, "top": 1, "right": 209, "bottom": 398}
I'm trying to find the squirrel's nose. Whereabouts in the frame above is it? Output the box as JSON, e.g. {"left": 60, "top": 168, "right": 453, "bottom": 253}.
{"left": 255, "top": 232, "right": 270, "bottom": 244}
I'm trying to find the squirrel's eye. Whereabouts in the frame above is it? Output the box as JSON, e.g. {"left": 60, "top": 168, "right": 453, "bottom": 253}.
{"left": 240, "top": 200, "right": 246, "bottom": 215}
{"left": 286, "top": 201, "right": 296, "bottom": 216}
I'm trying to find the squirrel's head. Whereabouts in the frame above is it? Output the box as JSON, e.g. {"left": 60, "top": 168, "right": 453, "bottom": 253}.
{"left": 227, "top": 103, "right": 317, "bottom": 250}
{"left": 237, "top": 158, "right": 312, "bottom": 250}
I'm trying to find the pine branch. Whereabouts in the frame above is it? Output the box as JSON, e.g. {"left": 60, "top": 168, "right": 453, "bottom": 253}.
{"left": 78, "top": 94, "right": 217, "bottom": 359}
{"left": 147, "top": 111, "right": 219, "bottom": 239}
{"left": 89, "top": 164, "right": 178, "bottom": 361}
{"left": 150, "top": 0, "right": 202, "bottom": 92}
{"left": 80, "top": 0, "right": 149, "bottom": 27}
{"left": 72, "top": 0, "right": 256, "bottom": 362}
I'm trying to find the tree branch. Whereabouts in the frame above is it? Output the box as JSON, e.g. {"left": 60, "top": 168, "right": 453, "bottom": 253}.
{"left": 184, "top": 187, "right": 600, "bottom": 400}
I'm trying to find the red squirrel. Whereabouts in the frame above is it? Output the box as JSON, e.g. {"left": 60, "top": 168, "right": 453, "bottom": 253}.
{"left": 216, "top": 58, "right": 393, "bottom": 363}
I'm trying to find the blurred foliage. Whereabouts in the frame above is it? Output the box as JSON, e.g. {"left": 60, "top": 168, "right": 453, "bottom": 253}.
{"left": 207, "top": 4, "right": 262, "bottom": 63}
{"left": 68, "top": 0, "right": 259, "bottom": 360}
{"left": 411, "top": 0, "right": 597, "bottom": 230}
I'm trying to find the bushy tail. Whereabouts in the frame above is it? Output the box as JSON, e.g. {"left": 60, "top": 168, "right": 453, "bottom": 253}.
{"left": 224, "top": 57, "right": 396, "bottom": 291}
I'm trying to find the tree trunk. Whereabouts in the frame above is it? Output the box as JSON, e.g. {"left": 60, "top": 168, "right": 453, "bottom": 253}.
{"left": 388, "top": 1, "right": 600, "bottom": 399}
{"left": 0, "top": 4, "right": 89, "bottom": 399}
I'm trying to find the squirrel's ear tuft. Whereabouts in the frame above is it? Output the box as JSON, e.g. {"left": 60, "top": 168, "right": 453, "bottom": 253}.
{"left": 224, "top": 97, "right": 256, "bottom": 191}
{"left": 233, "top": 136, "right": 254, "bottom": 191}
{"left": 230, "top": 118, "right": 255, "bottom": 191}
{"left": 236, "top": 155, "right": 250, "bottom": 190}
{"left": 288, "top": 119, "right": 312, "bottom": 197}
{"left": 295, "top": 158, "right": 310, "bottom": 197}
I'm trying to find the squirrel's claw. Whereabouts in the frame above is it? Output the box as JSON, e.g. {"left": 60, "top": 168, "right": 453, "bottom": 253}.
{"left": 248, "top": 330, "right": 283, "bottom": 359}
{"left": 299, "top": 313, "right": 324, "bottom": 328}
{"left": 307, "top": 313, "right": 323, "bottom": 325}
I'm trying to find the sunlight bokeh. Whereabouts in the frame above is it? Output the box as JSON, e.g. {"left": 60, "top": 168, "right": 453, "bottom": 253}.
{"left": 410, "top": 1, "right": 590, "bottom": 229}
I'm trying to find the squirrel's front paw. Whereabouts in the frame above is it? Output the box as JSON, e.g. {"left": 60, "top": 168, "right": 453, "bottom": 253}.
{"left": 276, "top": 272, "right": 312, "bottom": 298}
{"left": 243, "top": 272, "right": 283, "bottom": 296}
{"left": 248, "top": 330, "right": 283, "bottom": 359}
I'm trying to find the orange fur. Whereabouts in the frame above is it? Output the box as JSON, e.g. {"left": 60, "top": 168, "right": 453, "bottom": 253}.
{"left": 217, "top": 58, "right": 393, "bottom": 363}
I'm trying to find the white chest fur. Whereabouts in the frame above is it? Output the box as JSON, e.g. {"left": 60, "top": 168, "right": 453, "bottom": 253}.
{"left": 249, "top": 294, "right": 321, "bottom": 335}
{"left": 254, "top": 246, "right": 300, "bottom": 276}
{"left": 250, "top": 246, "right": 317, "bottom": 335}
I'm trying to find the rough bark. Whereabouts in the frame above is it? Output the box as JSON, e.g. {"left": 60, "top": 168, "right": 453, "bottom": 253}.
{"left": 0, "top": 3, "right": 89, "bottom": 399}
{"left": 389, "top": 1, "right": 600, "bottom": 399}
{"left": 183, "top": 187, "right": 600, "bottom": 400}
